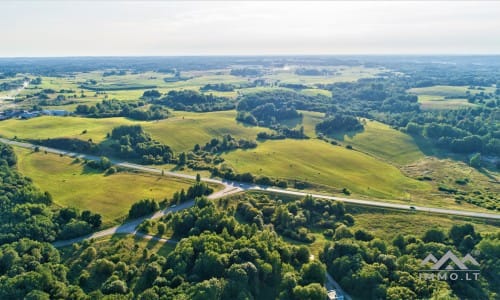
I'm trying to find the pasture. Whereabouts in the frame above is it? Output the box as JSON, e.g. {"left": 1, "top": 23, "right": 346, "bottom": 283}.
{"left": 222, "top": 138, "right": 431, "bottom": 200}
{"left": 13, "top": 147, "right": 196, "bottom": 226}
{"left": 331, "top": 119, "right": 425, "bottom": 165}
{"left": 408, "top": 85, "right": 495, "bottom": 110}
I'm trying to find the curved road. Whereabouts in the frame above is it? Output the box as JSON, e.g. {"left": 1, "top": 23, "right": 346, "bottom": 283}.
{"left": 1, "top": 137, "right": 499, "bottom": 247}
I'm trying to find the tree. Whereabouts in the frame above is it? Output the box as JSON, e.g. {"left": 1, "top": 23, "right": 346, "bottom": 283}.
{"left": 300, "top": 261, "right": 326, "bottom": 285}
{"left": 423, "top": 228, "right": 446, "bottom": 243}
{"left": 387, "top": 286, "right": 417, "bottom": 300}
{"left": 293, "top": 283, "right": 327, "bottom": 300}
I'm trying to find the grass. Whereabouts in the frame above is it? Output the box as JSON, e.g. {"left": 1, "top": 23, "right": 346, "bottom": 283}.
{"left": 266, "top": 66, "right": 383, "bottom": 84}
{"left": 143, "top": 110, "right": 271, "bottom": 152}
{"left": 222, "top": 138, "right": 431, "bottom": 200}
{"left": 407, "top": 85, "right": 495, "bottom": 110}
{"left": 0, "top": 116, "right": 138, "bottom": 143}
{"left": 408, "top": 85, "right": 496, "bottom": 97}
{"left": 13, "top": 147, "right": 196, "bottom": 226}
{"left": 331, "top": 119, "right": 425, "bottom": 165}
{"left": 348, "top": 205, "right": 500, "bottom": 241}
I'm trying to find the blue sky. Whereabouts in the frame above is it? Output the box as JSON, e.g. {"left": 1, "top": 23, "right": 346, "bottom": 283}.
{"left": 1, "top": 1, "right": 499, "bottom": 57}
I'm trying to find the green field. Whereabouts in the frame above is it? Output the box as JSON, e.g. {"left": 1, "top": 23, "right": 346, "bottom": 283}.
{"left": 408, "top": 85, "right": 495, "bottom": 110}
{"left": 142, "top": 110, "right": 271, "bottom": 152}
{"left": 14, "top": 147, "right": 196, "bottom": 226}
{"left": 0, "top": 116, "right": 138, "bottom": 142}
{"left": 332, "top": 119, "right": 425, "bottom": 165}
{"left": 0, "top": 111, "right": 271, "bottom": 152}
{"left": 408, "top": 85, "right": 496, "bottom": 97}
{"left": 349, "top": 205, "right": 500, "bottom": 241}
{"left": 266, "top": 65, "right": 384, "bottom": 84}
{"left": 222, "top": 138, "right": 431, "bottom": 200}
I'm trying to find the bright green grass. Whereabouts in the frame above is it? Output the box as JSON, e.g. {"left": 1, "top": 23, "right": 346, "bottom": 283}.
{"left": 14, "top": 147, "right": 195, "bottom": 226}
{"left": 0, "top": 116, "right": 138, "bottom": 142}
{"left": 143, "top": 110, "right": 271, "bottom": 152}
{"left": 222, "top": 138, "right": 431, "bottom": 200}
{"left": 332, "top": 119, "right": 425, "bottom": 165}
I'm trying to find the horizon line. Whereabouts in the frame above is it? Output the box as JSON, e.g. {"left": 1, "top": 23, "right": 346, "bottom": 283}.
{"left": 1, "top": 53, "right": 500, "bottom": 59}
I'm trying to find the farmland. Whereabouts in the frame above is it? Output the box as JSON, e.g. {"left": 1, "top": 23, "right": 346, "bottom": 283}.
{"left": 13, "top": 147, "right": 196, "bottom": 226}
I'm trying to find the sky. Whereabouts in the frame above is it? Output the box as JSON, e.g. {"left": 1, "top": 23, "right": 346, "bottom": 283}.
{"left": 1, "top": 1, "right": 500, "bottom": 57}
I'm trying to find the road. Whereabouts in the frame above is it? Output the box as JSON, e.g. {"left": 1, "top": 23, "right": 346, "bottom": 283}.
{"left": 326, "top": 272, "right": 351, "bottom": 300}
{"left": 1, "top": 137, "right": 499, "bottom": 247}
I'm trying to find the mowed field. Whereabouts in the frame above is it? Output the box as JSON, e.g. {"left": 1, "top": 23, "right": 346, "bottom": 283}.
{"left": 13, "top": 147, "right": 195, "bottom": 226}
{"left": 222, "top": 138, "right": 431, "bottom": 200}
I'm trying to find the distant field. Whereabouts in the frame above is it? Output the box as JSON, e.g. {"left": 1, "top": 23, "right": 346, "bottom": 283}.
{"left": 299, "top": 88, "right": 332, "bottom": 97}
{"left": 222, "top": 138, "right": 431, "bottom": 200}
{"left": 14, "top": 147, "right": 195, "bottom": 226}
{"left": 266, "top": 66, "right": 383, "bottom": 84}
{"left": 332, "top": 119, "right": 425, "bottom": 165}
{"left": 408, "top": 85, "right": 495, "bottom": 110}
{"left": 408, "top": 85, "right": 496, "bottom": 97}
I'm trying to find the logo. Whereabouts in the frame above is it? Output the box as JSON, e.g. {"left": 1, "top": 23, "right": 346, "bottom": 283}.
{"left": 419, "top": 250, "right": 480, "bottom": 281}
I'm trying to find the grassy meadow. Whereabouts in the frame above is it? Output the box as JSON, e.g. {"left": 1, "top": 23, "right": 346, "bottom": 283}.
{"left": 142, "top": 110, "right": 272, "bottom": 152}
{"left": 222, "top": 138, "right": 431, "bottom": 200}
{"left": 331, "top": 119, "right": 425, "bottom": 165}
{"left": 349, "top": 205, "right": 500, "bottom": 241}
{"left": 13, "top": 147, "right": 196, "bottom": 226}
{"left": 408, "top": 85, "right": 496, "bottom": 110}
{"left": 0, "top": 116, "right": 138, "bottom": 142}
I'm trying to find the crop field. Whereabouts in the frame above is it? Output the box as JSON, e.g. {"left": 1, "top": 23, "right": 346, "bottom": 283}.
{"left": 222, "top": 138, "right": 431, "bottom": 200}
{"left": 13, "top": 147, "right": 195, "bottom": 226}
{"left": 331, "top": 119, "right": 425, "bottom": 165}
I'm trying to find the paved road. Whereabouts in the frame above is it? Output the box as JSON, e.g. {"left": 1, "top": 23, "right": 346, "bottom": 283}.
{"left": 1, "top": 137, "right": 499, "bottom": 247}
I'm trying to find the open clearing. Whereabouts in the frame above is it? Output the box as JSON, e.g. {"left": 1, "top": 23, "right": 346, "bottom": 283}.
{"left": 0, "top": 111, "right": 270, "bottom": 153}
{"left": 349, "top": 205, "right": 500, "bottom": 241}
{"left": 0, "top": 116, "right": 138, "bottom": 142}
{"left": 14, "top": 147, "right": 194, "bottom": 226}
{"left": 408, "top": 85, "right": 495, "bottom": 110}
{"left": 331, "top": 119, "right": 425, "bottom": 165}
{"left": 142, "top": 110, "right": 271, "bottom": 152}
{"left": 222, "top": 138, "right": 431, "bottom": 200}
